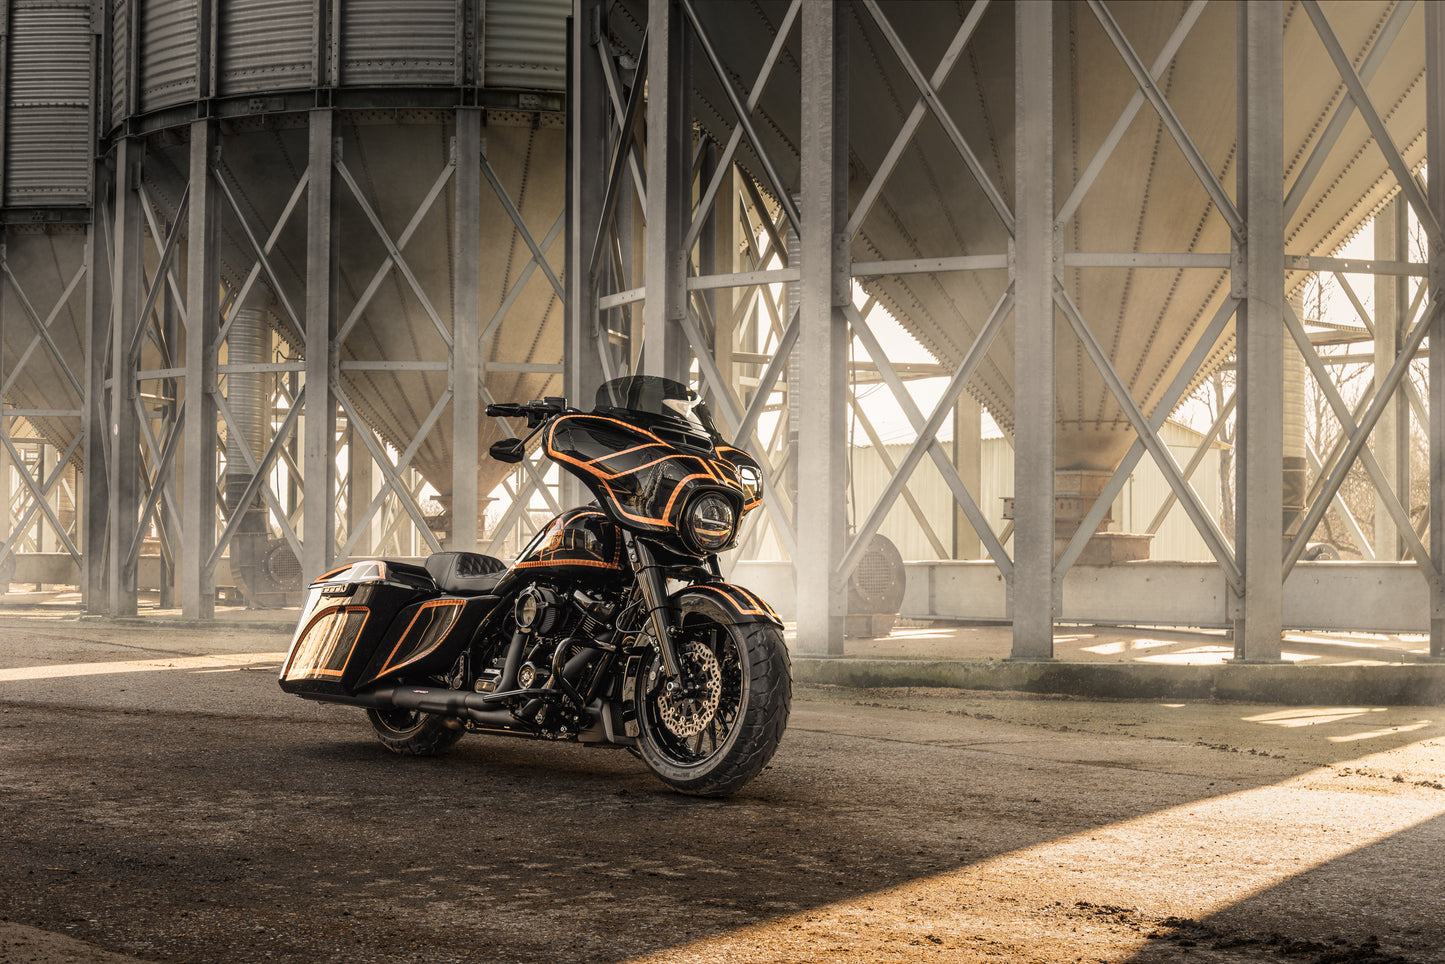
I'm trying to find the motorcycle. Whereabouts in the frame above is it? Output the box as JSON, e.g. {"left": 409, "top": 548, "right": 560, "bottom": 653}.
{"left": 278, "top": 375, "right": 791, "bottom": 796}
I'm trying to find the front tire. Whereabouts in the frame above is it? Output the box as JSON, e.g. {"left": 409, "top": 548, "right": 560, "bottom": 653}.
{"left": 634, "top": 607, "right": 791, "bottom": 797}
{"left": 365, "top": 707, "right": 464, "bottom": 756}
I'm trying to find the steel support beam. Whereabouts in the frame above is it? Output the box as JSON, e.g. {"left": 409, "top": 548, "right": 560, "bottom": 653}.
{"left": 1374, "top": 198, "right": 1410, "bottom": 562}
{"left": 1428, "top": 1, "right": 1445, "bottom": 658}
{"left": 566, "top": 0, "right": 609, "bottom": 507}
{"left": 1234, "top": 0, "right": 1285, "bottom": 660}
{"left": 793, "top": 0, "right": 848, "bottom": 655}
{"left": 182, "top": 120, "right": 219, "bottom": 618}
{"left": 643, "top": 0, "right": 690, "bottom": 382}
{"left": 1010, "top": 0, "right": 1054, "bottom": 659}
{"left": 303, "top": 110, "right": 337, "bottom": 582}
{"left": 109, "top": 140, "right": 143, "bottom": 615}
{"left": 82, "top": 197, "right": 111, "bottom": 611}
{"left": 452, "top": 108, "right": 481, "bottom": 552}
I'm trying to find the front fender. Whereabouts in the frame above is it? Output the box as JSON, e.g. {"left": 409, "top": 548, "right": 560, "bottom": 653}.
{"left": 670, "top": 582, "right": 783, "bottom": 630}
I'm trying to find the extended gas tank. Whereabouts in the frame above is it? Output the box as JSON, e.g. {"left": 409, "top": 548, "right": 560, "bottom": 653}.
{"left": 544, "top": 413, "right": 757, "bottom": 539}
{"left": 511, "top": 506, "right": 627, "bottom": 589}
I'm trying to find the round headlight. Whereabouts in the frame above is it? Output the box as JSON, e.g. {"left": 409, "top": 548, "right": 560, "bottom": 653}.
{"left": 686, "top": 494, "right": 736, "bottom": 552}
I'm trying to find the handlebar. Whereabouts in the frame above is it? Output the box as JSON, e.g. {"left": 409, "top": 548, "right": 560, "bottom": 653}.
{"left": 487, "top": 396, "right": 571, "bottom": 429}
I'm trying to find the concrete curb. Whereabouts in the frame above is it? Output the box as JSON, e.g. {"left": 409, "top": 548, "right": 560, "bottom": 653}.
{"left": 793, "top": 657, "right": 1445, "bottom": 706}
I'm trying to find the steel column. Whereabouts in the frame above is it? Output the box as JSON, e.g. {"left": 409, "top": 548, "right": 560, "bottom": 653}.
{"left": 565, "top": 0, "right": 609, "bottom": 507}
{"left": 793, "top": 0, "right": 848, "bottom": 654}
{"left": 452, "top": 108, "right": 481, "bottom": 552}
{"left": 303, "top": 110, "right": 337, "bottom": 582}
{"left": 1428, "top": 1, "right": 1445, "bottom": 658}
{"left": 643, "top": 0, "right": 690, "bottom": 382}
{"left": 182, "top": 120, "right": 220, "bottom": 618}
{"left": 954, "top": 395, "right": 982, "bottom": 559}
{"left": 346, "top": 423, "right": 372, "bottom": 552}
{"left": 1010, "top": 0, "right": 1055, "bottom": 659}
{"left": 1374, "top": 197, "right": 1409, "bottom": 561}
{"left": 109, "top": 141, "right": 143, "bottom": 615}
{"left": 1234, "top": 0, "right": 1285, "bottom": 660}
{"left": 82, "top": 193, "right": 111, "bottom": 611}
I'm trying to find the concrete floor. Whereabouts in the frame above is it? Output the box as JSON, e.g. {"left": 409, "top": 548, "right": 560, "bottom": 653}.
{"left": 1, "top": 612, "right": 1443, "bottom": 962}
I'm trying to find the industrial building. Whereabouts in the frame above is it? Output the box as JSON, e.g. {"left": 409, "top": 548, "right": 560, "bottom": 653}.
{"left": 0, "top": 0, "right": 1441, "bottom": 665}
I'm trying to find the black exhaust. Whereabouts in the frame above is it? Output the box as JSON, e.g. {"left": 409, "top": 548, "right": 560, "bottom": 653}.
{"left": 365, "top": 685, "right": 532, "bottom": 730}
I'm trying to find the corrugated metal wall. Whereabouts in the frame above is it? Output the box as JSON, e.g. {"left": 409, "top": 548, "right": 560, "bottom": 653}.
{"left": 341, "top": 0, "right": 456, "bottom": 85}
{"left": 139, "top": 0, "right": 196, "bottom": 112}
{"left": 216, "top": 0, "right": 313, "bottom": 96}
{"left": 6, "top": 0, "right": 93, "bottom": 207}
{"left": 484, "top": 0, "right": 568, "bottom": 91}
{"left": 100, "top": 0, "right": 569, "bottom": 126}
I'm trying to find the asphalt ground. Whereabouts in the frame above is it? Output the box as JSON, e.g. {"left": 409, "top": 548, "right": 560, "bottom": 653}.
{"left": 1, "top": 616, "right": 1444, "bottom": 963}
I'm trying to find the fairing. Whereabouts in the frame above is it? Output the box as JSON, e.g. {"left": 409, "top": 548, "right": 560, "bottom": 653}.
{"left": 545, "top": 413, "right": 757, "bottom": 541}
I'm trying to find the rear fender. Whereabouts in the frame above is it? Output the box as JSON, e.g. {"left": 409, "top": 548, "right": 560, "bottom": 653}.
{"left": 669, "top": 582, "right": 783, "bottom": 630}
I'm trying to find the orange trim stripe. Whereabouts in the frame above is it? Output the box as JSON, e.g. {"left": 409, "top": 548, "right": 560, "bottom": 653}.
{"left": 373, "top": 599, "right": 466, "bottom": 679}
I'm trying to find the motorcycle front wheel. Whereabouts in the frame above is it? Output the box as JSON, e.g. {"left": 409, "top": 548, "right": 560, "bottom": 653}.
{"left": 634, "top": 601, "right": 791, "bottom": 796}
{"left": 365, "top": 707, "right": 464, "bottom": 756}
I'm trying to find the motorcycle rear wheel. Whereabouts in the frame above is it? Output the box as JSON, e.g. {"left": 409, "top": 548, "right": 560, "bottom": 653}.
{"left": 365, "top": 707, "right": 464, "bottom": 756}
{"left": 634, "top": 604, "right": 791, "bottom": 796}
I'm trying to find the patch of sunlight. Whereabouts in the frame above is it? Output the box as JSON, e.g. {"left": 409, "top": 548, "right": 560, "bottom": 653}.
{"left": 1083, "top": 638, "right": 1191, "bottom": 656}
{"left": 625, "top": 741, "right": 1445, "bottom": 963}
{"left": 1327, "top": 721, "right": 1433, "bottom": 743}
{"left": 1159, "top": 703, "right": 1186, "bottom": 708}
{"left": 1135, "top": 646, "right": 1235, "bottom": 664}
{"left": 1244, "top": 707, "right": 1385, "bottom": 727}
{"left": 0, "top": 652, "right": 286, "bottom": 683}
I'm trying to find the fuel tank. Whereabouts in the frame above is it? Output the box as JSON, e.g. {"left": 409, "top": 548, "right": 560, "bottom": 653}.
{"left": 509, "top": 506, "right": 627, "bottom": 589}
{"left": 544, "top": 414, "right": 754, "bottom": 539}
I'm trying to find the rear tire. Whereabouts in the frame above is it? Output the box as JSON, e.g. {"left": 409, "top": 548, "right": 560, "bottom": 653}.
{"left": 634, "top": 607, "right": 791, "bottom": 797}
{"left": 365, "top": 707, "right": 464, "bottom": 756}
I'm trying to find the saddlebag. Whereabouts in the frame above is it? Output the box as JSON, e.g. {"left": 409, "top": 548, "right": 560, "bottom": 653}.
{"left": 278, "top": 560, "right": 435, "bottom": 698}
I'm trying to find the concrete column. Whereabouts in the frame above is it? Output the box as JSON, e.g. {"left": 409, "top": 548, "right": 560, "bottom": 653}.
{"left": 1234, "top": 0, "right": 1285, "bottom": 660}
{"left": 109, "top": 139, "right": 143, "bottom": 616}
{"left": 953, "top": 395, "right": 982, "bottom": 559}
{"left": 643, "top": 0, "right": 691, "bottom": 383}
{"left": 82, "top": 191, "right": 111, "bottom": 611}
{"left": 1374, "top": 197, "right": 1409, "bottom": 561}
{"left": 452, "top": 107, "right": 481, "bottom": 552}
{"left": 303, "top": 110, "right": 337, "bottom": 582}
{"left": 1010, "top": 0, "right": 1055, "bottom": 659}
{"left": 1427, "top": 2, "right": 1445, "bottom": 657}
{"left": 182, "top": 120, "right": 220, "bottom": 618}
{"left": 565, "top": 0, "right": 609, "bottom": 506}
{"left": 793, "top": 0, "right": 849, "bottom": 655}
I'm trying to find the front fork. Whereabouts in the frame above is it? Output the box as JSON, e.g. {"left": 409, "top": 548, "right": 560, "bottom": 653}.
{"left": 624, "top": 533, "right": 683, "bottom": 682}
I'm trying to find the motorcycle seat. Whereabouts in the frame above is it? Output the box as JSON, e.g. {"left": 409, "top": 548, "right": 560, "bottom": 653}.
{"left": 425, "top": 551, "right": 507, "bottom": 595}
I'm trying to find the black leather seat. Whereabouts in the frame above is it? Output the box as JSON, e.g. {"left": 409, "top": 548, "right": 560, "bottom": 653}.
{"left": 424, "top": 551, "right": 507, "bottom": 595}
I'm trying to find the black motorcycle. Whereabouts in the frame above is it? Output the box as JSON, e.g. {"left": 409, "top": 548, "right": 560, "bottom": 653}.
{"left": 279, "top": 375, "right": 791, "bottom": 796}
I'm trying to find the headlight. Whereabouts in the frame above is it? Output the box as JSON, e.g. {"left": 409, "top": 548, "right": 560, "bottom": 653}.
{"left": 685, "top": 493, "right": 736, "bottom": 552}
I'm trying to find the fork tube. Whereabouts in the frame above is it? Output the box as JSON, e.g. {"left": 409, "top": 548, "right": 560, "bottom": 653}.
{"left": 625, "top": 534, "right": 683, "bottom": 678}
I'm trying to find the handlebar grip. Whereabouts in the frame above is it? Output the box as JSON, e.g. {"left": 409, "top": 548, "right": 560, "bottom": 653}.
{"left": 486, "top": 402, "right": 526, "bottom": 418}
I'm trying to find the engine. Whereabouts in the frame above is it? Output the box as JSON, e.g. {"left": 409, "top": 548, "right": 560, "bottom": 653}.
{"left": 472, "top": 583, "right": 620, "bottom": 701}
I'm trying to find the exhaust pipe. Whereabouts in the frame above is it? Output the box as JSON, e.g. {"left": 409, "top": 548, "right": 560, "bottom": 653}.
{"left": 369, "top": 684, "right": 535, "bottom": 730}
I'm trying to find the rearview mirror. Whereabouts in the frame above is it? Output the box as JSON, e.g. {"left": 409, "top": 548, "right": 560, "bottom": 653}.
{"left": 489, "top": 438, "right": 525, "bottom": 463}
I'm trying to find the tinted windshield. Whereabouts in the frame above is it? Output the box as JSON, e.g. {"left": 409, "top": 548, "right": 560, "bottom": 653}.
{"left": 595, "top": 376, "right": 722, "bottom": 441}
